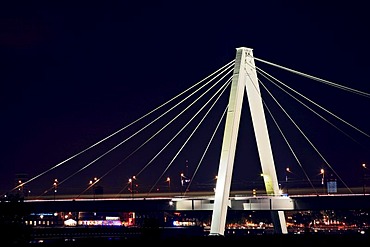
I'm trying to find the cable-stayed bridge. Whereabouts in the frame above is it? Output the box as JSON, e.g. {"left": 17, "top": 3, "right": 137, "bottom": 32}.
{"left": 5, "top": 47, "right": 370, "bottom": 235}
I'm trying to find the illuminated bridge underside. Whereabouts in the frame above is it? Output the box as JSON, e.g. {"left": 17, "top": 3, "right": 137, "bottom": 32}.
{"left": 25, "top": 195, "right": 370, "bottom": 213}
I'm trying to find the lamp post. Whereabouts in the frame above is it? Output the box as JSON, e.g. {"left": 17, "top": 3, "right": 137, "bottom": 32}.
{"left": 320, "top": 169, "right": 325, "bottom": 194}
{"left": 362, "top": 163, "right": 367, "bottom": 195}
{"left": 213, "top": 175, "right": 218, "bottom": 193}
{"left": 278, "top": 183, "right": 283, "bottom": 195}
{"left": 180, "top": 172, "right": 191, "bottom": 195}
{"left": 18, "top": 180, "right": 23, "bottom": 195}
{"left": 128, "top": 178, "right": 133, "bottom": 198}
{"left": 180, "top": 173, "right": 184, "bottom": 196}
{"left": 166, "top": 177, "right": 171, "bottom": 193}
{"left": 285, "top": 167, "right": 291, "bottom": 195}
{"left": 128, "top": 176, "right": 136, "bottom": 198}
{"left": 89, "top": 177, "right": 98, "bottom": 200}
{"left": 53, "top": 178, "right": 58, "bottom": 201}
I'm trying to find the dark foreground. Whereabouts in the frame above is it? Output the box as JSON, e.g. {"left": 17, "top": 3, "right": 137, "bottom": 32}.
{"left": 3, "top": 224, "right": 370, "bottom": 246}
{"left": 5, "top": 234, "right": 369, "bottom": 247}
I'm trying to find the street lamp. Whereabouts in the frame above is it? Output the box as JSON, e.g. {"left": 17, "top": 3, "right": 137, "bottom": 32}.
{"left": 278, "top": 183, "right": 283, "bottom": 195}
{"left": 180, "top": 173, "right": 184, "bottom": 196}
{"left": 320, "top": 169, "right": 325, "bottom": 194}
{"left": 362, "top": 163, "right": 367, "bottom": 195}
{"left": 128, "top": 176, "right": 136, "bottom": 198}
{"left": 89, "top": 177, "right": 98, "bottom": 200}
{"left": 213, "top": 175, "right": 218, "bottom": 192}
{"left": 285, "top": 167, "right": 291, "bottom": 195}
{"left": 53, "top": 178, "right": 58, "bottom": 201}
{"left": 18, "top": 180, "right": 23, "bottom": 195}
{"left": 128, "top": 178, "right": 133, "bottom": 198}
{"left": 166, "top": 177, "right": 171, "bottom": 193}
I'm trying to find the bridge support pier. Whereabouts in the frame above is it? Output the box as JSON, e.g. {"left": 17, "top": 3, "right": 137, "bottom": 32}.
{"left": 210, "top": 47, "right": 288, "bottom": 236}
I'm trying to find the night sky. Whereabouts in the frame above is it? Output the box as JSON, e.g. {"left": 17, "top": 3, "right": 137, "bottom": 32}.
{"left": 1, "top": 1, "right": 370, "bottom": 196}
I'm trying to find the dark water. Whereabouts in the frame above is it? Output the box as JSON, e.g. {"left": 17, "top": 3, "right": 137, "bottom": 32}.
{"left": 5, "top": 231, "right": 370, "bottom": 247}
{"left": 1, "top": 219, "right": 369, "bottom": 246}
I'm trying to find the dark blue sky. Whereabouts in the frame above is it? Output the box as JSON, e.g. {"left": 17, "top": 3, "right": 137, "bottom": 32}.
{"left": 1, "top": 1, "right": 370, "bottom": 195}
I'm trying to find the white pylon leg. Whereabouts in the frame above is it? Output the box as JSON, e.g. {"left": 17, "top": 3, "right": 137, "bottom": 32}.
{"left": 209, "top": 47, "right": 287, "bottom": 236}
{"left": 209, "top": 47, "right": 247, "bottom": 236}
{"left": 244, "top": 48, "right": 288, "bottom": 234}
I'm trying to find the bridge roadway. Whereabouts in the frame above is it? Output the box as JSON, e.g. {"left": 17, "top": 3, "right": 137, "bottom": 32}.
{"left": 24, "top": 189, "right": 370, "bottom": 213}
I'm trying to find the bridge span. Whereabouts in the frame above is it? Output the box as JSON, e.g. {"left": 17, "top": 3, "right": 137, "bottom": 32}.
{"left": 24, "top": 193, "right": 370, "bottom": 213}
